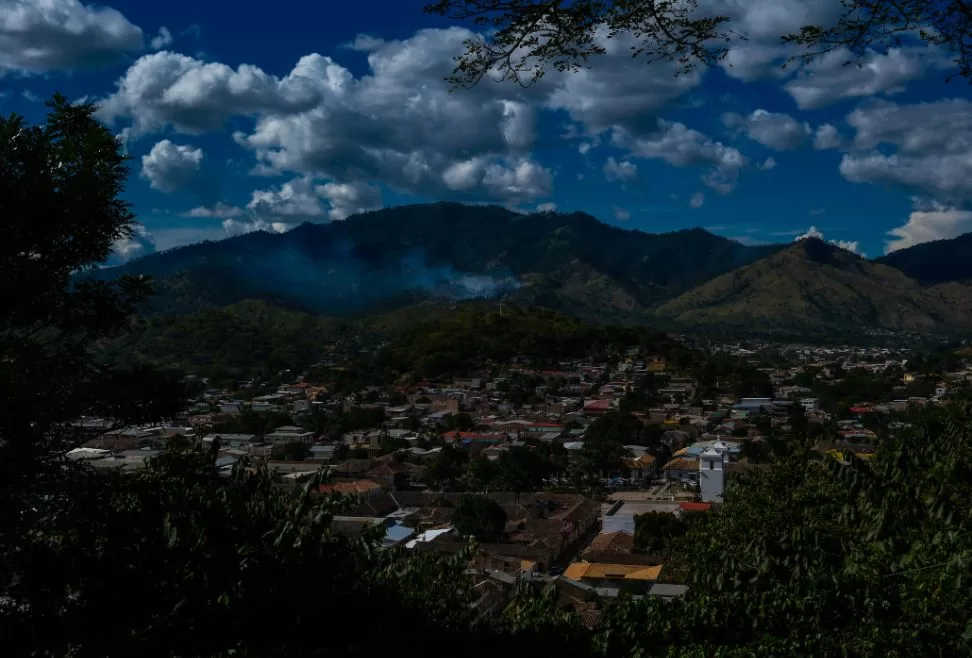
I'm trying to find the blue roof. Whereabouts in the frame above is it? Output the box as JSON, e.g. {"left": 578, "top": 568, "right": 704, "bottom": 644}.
{"left": 383, "top": 522, "right": 415, "bottom": 547}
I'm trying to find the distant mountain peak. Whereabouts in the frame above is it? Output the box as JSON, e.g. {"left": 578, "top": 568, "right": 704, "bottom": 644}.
{"left": 656, "top": 231, "right": 972, "bottom": 336}
{"left": 791, "top": 236, "right": 839, "bottom": 264}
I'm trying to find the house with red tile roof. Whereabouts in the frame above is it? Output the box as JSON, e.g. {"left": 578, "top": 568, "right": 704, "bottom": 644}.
{"left": 317, "top": 479, "right": 383, "bottom": 500}
{"left": 583, "top": 399, "right": 617, "bottom": 415}
{"left": 678, "top": 501, "right": 712, "bottom": 513}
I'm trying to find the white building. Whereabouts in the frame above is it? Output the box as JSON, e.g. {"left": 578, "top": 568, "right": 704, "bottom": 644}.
{"left": 264, "top": 425, "right": 314, "bottom": 445}
{"left": 699, "top": 442, "right": 727, "bottom": 503}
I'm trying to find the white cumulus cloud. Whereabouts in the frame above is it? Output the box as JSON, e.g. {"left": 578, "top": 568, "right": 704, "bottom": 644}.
{"left": 700, "top": 0, "right": 843, "bottom": 82}
{"left": 838, "top": 99, "right": 972, "bottom": 206}
{"left": 613, "top": 121, "right": 747, "bottom": 194}
{"left": 885, "top": 202, "right": 972, "bottom": 253}
{"left": 784, "top": 45, "right": 950, "bottom": 110}
{"left": 141, "top": 140, "right": 203, "bottom": 193}
{"left": 222, "top": 218, "right": 290, "bottom": 236}
{"left": 795, "top": 225, "right": 865, "bottom": 256}
{"left": 149, "top": 26, "right": 172, "bottom": 50}
{"left": 813, "top": 123, "right": 844, "bottom": 150}
{"left": 316, "top": 180, "right": 382, "bottom": 220}
{"left": 0, "top": 0, "right": 143, "bottom": 74}
{"left": 99, "top": 28, "right": 560, "bottom": 207}
{"left": 190, "top": 177, "right": 384, "bottom": 232}
{"left": 758, "top": 157, "right": 777, "bottom": 170}
{"left": 184, "top": 203, "right": 242, "bottom": 219}
{"left": 603, "top": 157, "right": 638, "bottom": 182}
{"left": 722, "top": 109, "right": 811, "bottom": 150}
{"left": 613, "top": 207, "right": 631, "bottom": 221}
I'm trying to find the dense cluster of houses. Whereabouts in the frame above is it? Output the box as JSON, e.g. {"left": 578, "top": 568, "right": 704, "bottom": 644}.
{"left": 64, "top": 340, "right": 972, "bottom": 622}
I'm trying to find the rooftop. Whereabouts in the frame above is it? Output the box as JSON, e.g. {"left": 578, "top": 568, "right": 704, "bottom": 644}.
{"left": 564, "top": 562, "right": 662, "bottom": 582}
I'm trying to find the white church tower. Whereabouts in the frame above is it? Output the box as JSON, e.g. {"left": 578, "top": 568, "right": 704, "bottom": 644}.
{"left": 699, "top": 447, "right": 725, "bottom": 503}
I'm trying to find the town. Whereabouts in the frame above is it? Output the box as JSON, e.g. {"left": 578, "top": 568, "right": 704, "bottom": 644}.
{"left": 66, "top": 337, "right": 972, "bottom": 626}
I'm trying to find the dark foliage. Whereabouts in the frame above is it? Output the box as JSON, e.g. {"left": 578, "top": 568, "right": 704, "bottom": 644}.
{"left": 376, "top": 305, "right": 695, "bottom": 378}
{"left": 876, "top": 232, "right": 972, "bottom": 285}
{"left": 99, "top": 299, "right": 347, "bottom": 378}
{"left": 0, "top": 96, "right": 186, "bottom": 496}
{"left": 496, "top": 446, "right": 551, "bottom": 492}
{"left": 452, "top": 494, "right": 508, "bottom": 542}
{"left": 633, "top": 511, "right": 688, "bottom": 553}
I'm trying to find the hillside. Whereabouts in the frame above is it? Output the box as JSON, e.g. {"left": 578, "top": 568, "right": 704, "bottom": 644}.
{"left": 875, "top": 232, "right": 972, "bottom": 285}
{"left": 97, "top": 300, "right": 349, "bottom": 377}
{"left": 374, "top": 304, "right": 698, "bottom": 378}
{"left": 91, "top": 203, "right": 781, "bottom": 321}
{"left": 97, "top": 298, "right": 699, "bottom": 386}
{"left": 655, "top": 238, "right": 972, "bottom": 336}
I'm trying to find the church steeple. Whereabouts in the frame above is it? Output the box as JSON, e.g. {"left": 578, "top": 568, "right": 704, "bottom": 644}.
{"left": 699, "top": 447, "right": 724, "bottom": 503}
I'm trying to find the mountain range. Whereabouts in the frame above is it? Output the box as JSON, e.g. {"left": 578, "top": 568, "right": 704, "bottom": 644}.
{"left": 92, "top": 203, "right": 972, "bottom": 337}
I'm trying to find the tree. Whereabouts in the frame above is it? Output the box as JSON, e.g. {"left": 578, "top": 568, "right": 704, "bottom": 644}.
{"left": 272, "top": 440, "right": 312, "bottom": 461}
{"left": 215, "top": 409, "right": 293, "bottom": 436}
{"left": 0, "top": 446, "right": 488, "bottom": 657}
{"left": 166, "top": 434, "right": 194, "bottom": 450}
{"left": 380, "top": 434, "right": 410, "bottom": 455}
{"left": 619, "top": 385, "right": 659, "bottom": 414}
{"left": 425, "top": 0, "right": 972, "bottom": 88}
{"left": 593, "top": 405, "right": 972, "bottom": 655}
{"left": 789, "top": 400, "right": 810, "bottom": 439}
{"left": 452, "top": 494, "right": 508, "bottom": 542}
{"left": 577, "top": 439, "right": 626, "bottom": 483}
{"left": 444, "top": 411, "right": 476, "bottom": 432}
{"left": 466, "top": 454, "right": 499, "bottom": 490}
{"left": 633, "top": 511, "right": 688, "bottom": 554}
{"left": 0, "top": 96, "right": 187, "bottom": 568}
{"left": 587, "top": 411, "right": 644, "bottom": 445}
{"left": 497, "top": 445, "right": 550, "bottom": 492}
{"left": 0, "top": 96, "right": 186, "bottom": 467}
{"left": 423, "top": 443, "right": 469, "bottom": 490}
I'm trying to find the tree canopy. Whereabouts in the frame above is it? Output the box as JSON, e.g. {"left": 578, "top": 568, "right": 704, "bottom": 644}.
{"left": 497, "top": 445, "right": 551, "bottom": 492}
{"left": 452, "top": 494, "right": 509, "bottom": 542}
{"left": 425, "top": 0, "right": 972, "bottom": 88}
{"left": 576, "top": 412, "right": 639, "bottom": 480}
{"left": 0, "top": 97, "right": 187, "bottom": 551}
{"left": 633, "top": 510, "right": 688, "bottom": 554}
{"left": 1, "top": 446, "right": 487, "bottom": 657}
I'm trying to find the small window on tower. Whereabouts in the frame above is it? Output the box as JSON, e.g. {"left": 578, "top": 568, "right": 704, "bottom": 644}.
{"left": 708, "top": 460, "right": 713, "bottom": 470}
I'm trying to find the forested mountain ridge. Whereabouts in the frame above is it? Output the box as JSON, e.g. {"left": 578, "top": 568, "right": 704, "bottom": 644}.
{"left": 875, "top": 232, "right": 972, "bottom": 285}
{"left": 89, "top": 205, "right": 972, "bottom": 336}
{"left": 89, "top": 203, "right": 782, "bottom": 320}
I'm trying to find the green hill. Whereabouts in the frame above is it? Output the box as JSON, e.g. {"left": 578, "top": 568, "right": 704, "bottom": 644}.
{"left": 654, "top": 238, "right": 972, "bottom": 336}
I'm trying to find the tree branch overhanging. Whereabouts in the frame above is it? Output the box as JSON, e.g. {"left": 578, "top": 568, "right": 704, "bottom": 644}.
{"left": 425, "top": 0, "right": 972, "bottom": 88}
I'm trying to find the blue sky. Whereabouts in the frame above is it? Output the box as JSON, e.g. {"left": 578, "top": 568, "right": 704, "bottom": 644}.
{"left": 4, "top": 0, "right": 972, "bottom": 262}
